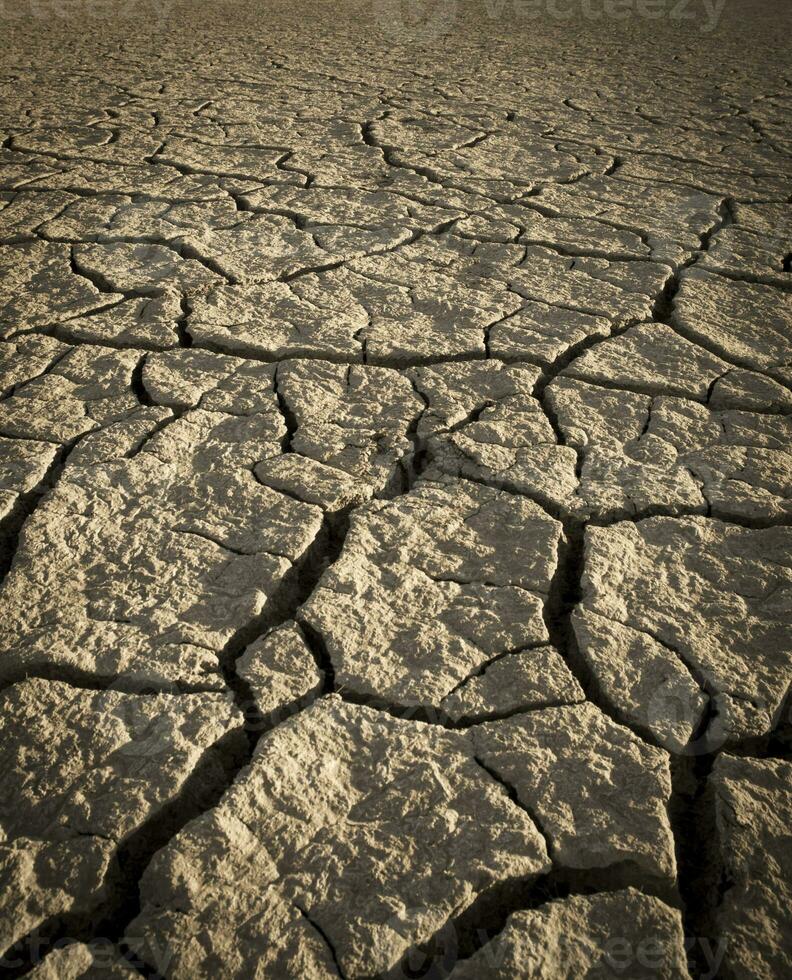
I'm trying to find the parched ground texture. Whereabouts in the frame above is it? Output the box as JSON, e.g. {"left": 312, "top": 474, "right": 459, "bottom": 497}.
{"left": 0, "top": 0, "right": 790, "bottom": 977}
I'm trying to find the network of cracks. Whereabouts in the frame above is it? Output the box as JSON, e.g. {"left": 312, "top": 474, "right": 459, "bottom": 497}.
{"left": 0, "top": 6, "right": 790, "bottom": 978}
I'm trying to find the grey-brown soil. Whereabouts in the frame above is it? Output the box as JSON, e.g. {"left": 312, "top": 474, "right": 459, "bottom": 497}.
{"left": 0, "top": 0, "right": 790, "bottom": 976}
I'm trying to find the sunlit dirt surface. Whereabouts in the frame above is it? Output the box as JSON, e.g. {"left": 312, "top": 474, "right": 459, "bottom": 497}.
{"left": 0, "top": 1, "right": 790, "bottom": 976}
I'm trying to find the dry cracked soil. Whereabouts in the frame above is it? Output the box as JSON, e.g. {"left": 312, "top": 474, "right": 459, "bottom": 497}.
{"left": 0, "top": 0, "right": 790, "bottom": 977}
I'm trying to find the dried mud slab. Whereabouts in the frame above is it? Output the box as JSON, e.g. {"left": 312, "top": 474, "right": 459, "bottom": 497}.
{"left": 301, "top": 479, "right": 561, "bottom": 709}
{"left": 709, "top": 755, "right": 792, "bottom": 979}
{"left": 25, "top": 942, "right": 140, "bottom": 979}
{"left": 0, "top": 679, "right": 240, "bottom": 954}
{"left": 575, "top": 518, "right": 792, "bottom": 749}
{"left": 699, "top": 202, "right": 792, "bottom": 288}
{"left": 236, "top": 620, "right": 323, "bottom": 723}
{"left": 0, "top": 343, "right": 150, "bottom": 569}
{"left": 0, "top": 241, "right": 119, "bottom": 332}
{"left": 126, "top": 696, "right": 679, "bottom": 978}
{"left": 534, "top": 174, "right": 721, "bottom": 266}
{"left": 0, "top": 334, "right": 71, "bottom": 397}
{"left": 673, "top": 270, "right": 792, "bottom": 373}
{"left": 0, "top": 344, "right": 140, "bottom": 444}
{"left": 508, "top": 247, "right": 671, "bottom": 327}
{"left": 471, "top": 702, "right": 676, "bottom": 885}
{"left": 0, "top": 435, "right": 57, "bottom": 524}
{"left": 559, "top": 322, "right": 731, "bottom": 401}
{"left": 439, "top": 646, "right": 584, "bottom": 724}
{"left": 0, "top": 353, "right": 323, "bottom": 689}
{"left": 187, "top": 275, "right": 369, "bottom": 362}
{"left": 265, "top": 359, "right": 422, "bottom": 499}
{"left": 548, "top": 377, "right": 792, "bottom": 522}
{"left": 126, "top": 697, "right": 550, "bottom": 979}
{"left": 448, "top": 889, "right": 689, "bottom": 979}
{"left": 412, "top": 359, "right": 579, "bottom": 514}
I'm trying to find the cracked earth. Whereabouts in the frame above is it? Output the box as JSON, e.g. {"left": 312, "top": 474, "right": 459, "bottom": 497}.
{"left": 0, "top": 0, "right": 790, "bottom": 977}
